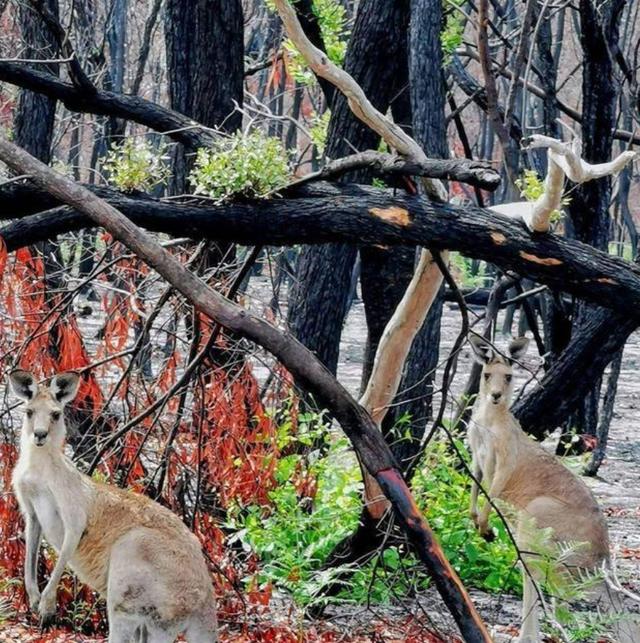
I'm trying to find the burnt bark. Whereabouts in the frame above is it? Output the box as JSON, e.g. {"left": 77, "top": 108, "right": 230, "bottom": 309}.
{"left": 5, "top": 182, "right": 640, "bottom": 320}
{"left": 164, "top": 0, "right": 243, "bottom": 193}
{"left": 14, "top": 0, "right": 59, "bottom": 163}
{"left": 563, "top": 0, "right": 626, "bottom": 440}
{"left": 287, "top": 0, "right": 411, "bottom": 376}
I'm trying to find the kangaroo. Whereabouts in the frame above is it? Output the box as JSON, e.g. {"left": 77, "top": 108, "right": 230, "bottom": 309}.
{"left": 9, "top": 370, "right": 218, "bottom": 643}
{"left": 467, "top": 335, "right": 637, "bottom": 643}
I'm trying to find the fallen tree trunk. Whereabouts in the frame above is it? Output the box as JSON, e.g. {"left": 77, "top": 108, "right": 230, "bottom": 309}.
{"left": 3, "top": 182, "right": 640, "bottom": 321}
{"left": 0, "top": 135, "right": 492, "bottom": 643}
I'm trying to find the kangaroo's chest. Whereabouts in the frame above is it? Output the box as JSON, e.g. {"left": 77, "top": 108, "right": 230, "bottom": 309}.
{"left": 468, "top": 414, "right": 497, "bottom": 470}
{"left": 14, "top": 471, "right": 65, "bottom": 550}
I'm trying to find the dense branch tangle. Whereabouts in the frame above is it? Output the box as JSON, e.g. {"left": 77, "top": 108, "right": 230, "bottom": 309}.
{"left": 0, "top": 135, "right": 493, "bottom": 643}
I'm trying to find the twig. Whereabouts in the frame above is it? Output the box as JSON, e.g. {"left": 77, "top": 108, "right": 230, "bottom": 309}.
{"left": 244, "top": 51, "right": 284, "bottom": 76}
{"left": 0, "top": 55, "right": 74, "bottom": 64}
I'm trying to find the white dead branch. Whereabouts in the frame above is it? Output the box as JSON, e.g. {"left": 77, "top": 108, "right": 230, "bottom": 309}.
{"left": 492, "top": 135, "right": 637, "bottom": 233}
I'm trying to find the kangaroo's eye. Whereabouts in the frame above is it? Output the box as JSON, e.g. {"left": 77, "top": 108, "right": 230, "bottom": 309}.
{"left": 484, "top": 373, "right": 490, "bottom": 381}
{"left": 26, "top": 409, "right": 34, "bottom": 419}
{"left": 51, "top": 411, "right": 61, "bottom": 421}
{"left": 505, "top": 374, "right": 512, "bottom": 383}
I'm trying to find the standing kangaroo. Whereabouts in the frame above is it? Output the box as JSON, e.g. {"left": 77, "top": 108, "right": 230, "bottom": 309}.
{"left": 9, "top": 370, "right": 218, "bottom": 643}
{"left": 467, "top": 335, "right": 637, "bottom": 643}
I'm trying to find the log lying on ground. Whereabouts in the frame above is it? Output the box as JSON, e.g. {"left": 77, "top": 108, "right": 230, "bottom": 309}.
{"left": 0, "top": 136, "right": 492, "bottom": 643}
{"left": 3, "top": 182, "right": 640, "bottom": 322}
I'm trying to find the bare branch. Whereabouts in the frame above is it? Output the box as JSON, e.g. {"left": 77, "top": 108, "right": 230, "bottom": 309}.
{"left": 492, "top": 135, "right": 637, "bottom": 232}
{"left": 289, "top": 150, "right": 501, "bottom": 191}
{"left": 0, "top": 62, "right": 216, "bottom": 150}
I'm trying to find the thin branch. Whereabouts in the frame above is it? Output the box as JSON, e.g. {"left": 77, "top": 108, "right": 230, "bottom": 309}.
{"left": 0, "top": 62, "right": 216, "bottom": 149}
{"left": 289, "top": 150, "right": 501, "bottom": 191}
{"left": 273, "top": 0, "right": 446, "bottom": 201}
{"left": 244, "top": 51, "right": 284, "bottom": 77}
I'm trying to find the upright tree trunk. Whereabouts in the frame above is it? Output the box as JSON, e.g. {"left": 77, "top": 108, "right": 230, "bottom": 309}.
{"left": 287, "top": 0, "right": 411, "bottom": 375}
{"left": 105, "top": 0, "right": 128, "bottom": 140}
{"left": 164, "top": 0, "right": 243, "bottom": 276}
{"left": 564, "top": 0, "right": 625, "bottom": 441}
{"left": 164, "top": 0, "right": 243, "bottom": 194}
{"left": 313, "top": 0, "right": 448, "bottom": 595}
{"left": 14, "top": 0, "right": 58, "bottom": 162}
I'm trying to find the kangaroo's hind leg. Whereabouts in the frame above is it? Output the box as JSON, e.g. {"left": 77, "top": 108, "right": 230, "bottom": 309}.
{"left": 515, "top": 510, "right": 544, "bottom": 643}
{"left": 108, "top": 613, "right": 142, "bottom": 643}
{"left": 517, "top": 567, "right": 541, "bottom": 643}
{"left": 184, "top": 608, "right": 219, "bottom": 643}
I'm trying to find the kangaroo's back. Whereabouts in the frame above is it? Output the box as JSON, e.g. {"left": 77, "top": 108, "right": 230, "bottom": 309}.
{"left": 72, "top": 481, "right": 209, "bottom": 596}
{"left": 501, "top": 434, "right": 610, "bottom": 563}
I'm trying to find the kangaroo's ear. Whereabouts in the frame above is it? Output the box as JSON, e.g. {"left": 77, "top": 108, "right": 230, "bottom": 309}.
{"left": 9, "top": 370, "right": 37, "bottom": 401}
{"left": 508, "top": 337, "right": 530, "bottom": 362}
{"left": 468, "top": 334, "right": 494, "bottom": 365}
{"left": 49, "top": 372, "right": 81, "bottom": 405}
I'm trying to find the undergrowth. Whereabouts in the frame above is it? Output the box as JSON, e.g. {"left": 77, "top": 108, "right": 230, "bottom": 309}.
{"left": 227, "top": 411, "right": 630, "bottom": 641}
{"left": 227, "top": 413, "right": 521, "bottom": 610}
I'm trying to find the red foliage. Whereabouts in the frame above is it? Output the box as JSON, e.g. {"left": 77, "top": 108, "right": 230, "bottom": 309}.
{"left": 0, "top": 242, "right": 447, "bottom": 642}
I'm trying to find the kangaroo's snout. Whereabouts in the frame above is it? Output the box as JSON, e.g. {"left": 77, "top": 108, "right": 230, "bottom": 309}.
{"left": 33, "top": 430, "right": 48, "bottom": 446}
{"left": 491, "top": 392, "right": 502, "bottom": 404}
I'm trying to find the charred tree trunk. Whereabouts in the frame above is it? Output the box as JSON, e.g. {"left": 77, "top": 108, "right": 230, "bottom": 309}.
{"left": 14, "top": 0, "right": 63, "bottom": 330}
{"left": 164, "top": 0, "right": 243, "bottom": 193}
{"left": 14, "top": 0, "right": 58, "bottom": 163}
{"left": 560, "top": 0, "right": 625, "bottom": 448}
{"left": 313, "top": 0, "right": 448, "bottom": 600}
{"left": 105, "top": 0, "right": 128, "bottom": 139}
{"left": 287, "top": 0, "right": 411, "bottom": 375}
{"left": 163, "top": 0, "right": 243, "bottom": 286}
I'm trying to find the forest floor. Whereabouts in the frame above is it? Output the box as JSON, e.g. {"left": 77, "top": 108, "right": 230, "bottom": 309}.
{"left": 1, "top": 278, "right": 639, "bottom": 642}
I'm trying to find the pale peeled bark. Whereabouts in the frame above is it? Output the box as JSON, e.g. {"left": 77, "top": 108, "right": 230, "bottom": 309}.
{"left": 492, "top": 135, "right": 637, "bottom": 233}
{"left": 359, "top": 249, "right": 446, "bottom": 518}
{"left": 273, "top": 0, "right": 446, "bottom": 201}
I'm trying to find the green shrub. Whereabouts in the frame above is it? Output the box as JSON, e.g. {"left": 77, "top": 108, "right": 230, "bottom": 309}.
{"left": 442, "top": 0, "right": 466, "bottom": 59}
{"left": 102, "top": 138, "right": 170, "bottom": 193}
{"left": 189, "top": 130, "right": 291, "bottom": 201}
{"left": 226, "top": 411, "right": 521, "bottom": 607}
{"left": 411, "top": 438, "right": 521, "bottom": 594}
{"left": 309, "top": 110, "right": 331, "bottom": 156}
{"left": 449, "top": 251, "right": 486, "bottom": 287}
